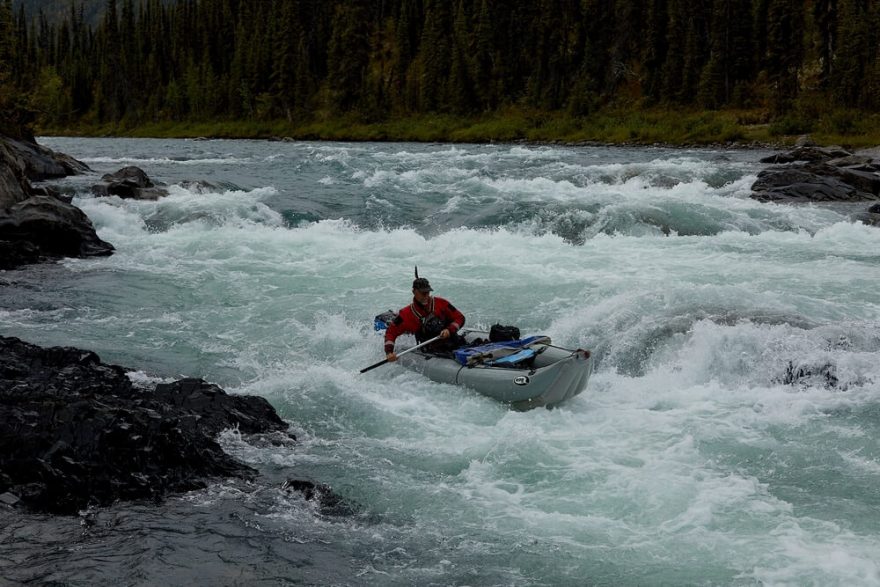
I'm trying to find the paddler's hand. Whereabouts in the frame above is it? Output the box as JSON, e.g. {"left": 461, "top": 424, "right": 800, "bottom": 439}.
{"left": 386, "top": 352, "right": 398, "bottom": 362}
{"left": 440, "top": 329, "right": 450, "bottom": 339}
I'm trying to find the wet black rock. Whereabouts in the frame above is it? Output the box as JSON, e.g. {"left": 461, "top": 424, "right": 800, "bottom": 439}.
{"left": 752, "top": 144, "right": 880, "bottom": 214}
{"left": 0, "top": 336, "right": 291, "bottom": 515}
{"left": 2, "top": 137, "right": 91, "bottom": 181}
{"left": 92, "top": 166, "right": 168, "bottom": 200}
{"left": 177, "top": 179, "right": 244, "bottom": 193}
{"left": 281, "top": 479, "right": 356, "bottom": 517}
{"left": 0, "top": 239, "right": 43, "bottom": 269}
{"left": 0, "top": 195, "right": 115, "bottom": 268}
{"left": 751, "top": 164, "right": 880, "bottom": 202}
{"left": 1, "top": 135, "right": 113, "bottom": 269}
{"left": 31, "top": 184, "right": 72, "bottom": 204}
{"left": 0, "top": 139, "right": 33, "bottom": 208}
{"left": 758, "top": 145, "right": 853, "bottom": 165}
{"left": 778, "top": 360, "right": 839, "bottom": 389}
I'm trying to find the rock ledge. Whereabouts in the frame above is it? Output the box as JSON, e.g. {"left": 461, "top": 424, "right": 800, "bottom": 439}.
{"left": 0, "top": 336, "right": 292, "bottom": 515}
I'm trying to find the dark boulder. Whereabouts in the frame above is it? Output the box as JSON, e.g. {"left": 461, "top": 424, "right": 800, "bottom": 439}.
{"left": 2, "top": 136, "right": 90, "bottom": 180}
{"left": 281, "top": 478, "right": 356, "bottom": 516}
{"left": 751, "top": 161, "right": 880, "bottom": 202}
{"left": 751, "top": 167, "right": 878, "bottom": 202}
{"left": 0, "top": 336, "right": 292, "bottom": 515}
{"left": 826, "top": 155, "right": 880, "bottom": 171}
{"left": 759, "top": 146, "right": 853, "bottom": 164}
{"left": 151, "top": 378, "right": 287, "bottom": 437}
{"left": 31, "top": 184, "right": 73, "bottom": 204}
{"left": 752, "top": 146, "right": 880, "bottom": 204}
{"left": 1, "top": 135, "right": 114, "bottom": 269}
{"left": 812, "top": 162, "right": 880, "bottom": 195}
{"left": 0, "top": 140, "right": 33, "bottom": 209}
{"left": 777, "top": 360, "right": 839, "bottom": 389}
{"left": 92, "top": 166, "right": 168, "bottom": 200}
{"left": 0, "top": 239, "right": 43, "bottom": 269}
{"left": 0, "top": 195, "right": 115, "bottom": 264}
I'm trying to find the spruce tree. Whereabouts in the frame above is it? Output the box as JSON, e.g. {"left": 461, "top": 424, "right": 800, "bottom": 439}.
{"left": 326, "top": 1, "right": 370, "bottom": 114}
{"left": 766, "top": 0, "right": 803, "bottom": 113}
{"left": 813, "top": 0, "right": 837, "bottom": 89}
{"left": 699, "top": 0, "right": 755, "bottom": 107}
{"left": 660, "top": 0, "right": 686, "bottom": 102}
{"left": 643, "top": 0, "right": 668, "bottom": 102}
{"left": 0, "top": 0, "right": 14, "bottom": 84}
{"left": 272, "top": 0, "right": 301, "bottom": 120}
{"left": 832, "top": 0, "right": 867, "bottom": 107}
{"left": 419, "top": 0, "right": 451, "bottom": 111}
{"left": 472, "top": 0, "right": 493, "bottom": 110}
{"left": 448, "top": 0, "right": 473, "bottom": 114}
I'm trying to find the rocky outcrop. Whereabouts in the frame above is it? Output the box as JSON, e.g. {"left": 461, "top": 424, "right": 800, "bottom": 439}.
{"left": 1, "top": 135, "right": 113, "bottom": 269}
{"left": 0, "top": 195, "right": 115, "bottom": 267}
{"left": 92, "top": 166, "right": 168, "bottom": 200}
{"left": 751, "top": 163, "right": 880, "bottom": 202}
{"left": 0, "top": 336, "right": 308, "bottom": 515}
{"left": 2, "top": 137, "right": 91, "bottom": 181}
{"left": 753, "top": 145, "right": 880, "bottom": 203}
{"left": 758, "top": 145, "right": 854, "bottom": 165}
{"left": 0, "top": 139, "right": 33, "bottom": 208}
{"left": 752, "top": 144, "right": 880, "bottom": 224}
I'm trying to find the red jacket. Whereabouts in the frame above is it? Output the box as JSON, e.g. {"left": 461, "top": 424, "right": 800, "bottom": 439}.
{"left": 384, "top": 296, "right": 465, "bottom": 354}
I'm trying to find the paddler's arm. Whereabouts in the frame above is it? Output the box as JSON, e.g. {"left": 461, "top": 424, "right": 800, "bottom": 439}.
{"left": 444, "top": 303, "right": 465, "bottom": 338}
{"left": 384, "top": 312, "right": 408, "bottom": 361}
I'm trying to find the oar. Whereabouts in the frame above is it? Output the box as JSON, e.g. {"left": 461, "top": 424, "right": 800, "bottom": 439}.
{"left": 360, "top": 333, "right": 444, "bottom": 374}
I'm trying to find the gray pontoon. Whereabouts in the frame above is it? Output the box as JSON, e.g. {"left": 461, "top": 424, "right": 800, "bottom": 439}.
{"left": 397, "top": 330, "right": 592, "bottom": 410}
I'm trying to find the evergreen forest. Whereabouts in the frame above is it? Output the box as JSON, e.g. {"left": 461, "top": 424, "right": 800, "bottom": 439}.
{"left": 2, "top": 0, "right": 880, "bottom": 143}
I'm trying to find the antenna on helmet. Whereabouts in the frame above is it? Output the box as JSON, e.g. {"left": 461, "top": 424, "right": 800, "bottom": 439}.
{"left": 414, "top": 265, "right": 419, "bottom": 279}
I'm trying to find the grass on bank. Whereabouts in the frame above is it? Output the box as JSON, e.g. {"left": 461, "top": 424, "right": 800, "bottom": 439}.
{"left": 38, "top": 107, "right": 880, "bottom": 148}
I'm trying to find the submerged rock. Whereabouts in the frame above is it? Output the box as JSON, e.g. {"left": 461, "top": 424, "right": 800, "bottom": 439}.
{"left": 855, "top": 202, "right": 880, "bottom": 226}
{"left": 0, "top": 336, "right": 294, "bottom": 515}
{"left": 92, "top": 166, "right": 168, "bottom": 200}
{"left": 177, "top": 179, "right": 244, "bottom": 193}
{"left": 281, "top": 478, "right": 356, "bottom": 517}
{"left": 778, "top": 360, "right": 839, "bottom": 390}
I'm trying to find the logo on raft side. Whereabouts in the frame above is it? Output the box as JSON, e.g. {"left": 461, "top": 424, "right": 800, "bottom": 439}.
{"left": 513, "top": 376, "right": 530, "bottom": 386}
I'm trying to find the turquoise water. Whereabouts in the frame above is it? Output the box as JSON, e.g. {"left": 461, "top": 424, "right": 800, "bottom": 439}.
{"left": 3, "top": 138, "right": 880, "bottom": 585}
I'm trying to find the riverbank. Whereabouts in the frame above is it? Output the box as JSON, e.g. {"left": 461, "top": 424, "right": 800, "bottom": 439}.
{"left": 36, "top": 107, "right": 880, "bottom": 149}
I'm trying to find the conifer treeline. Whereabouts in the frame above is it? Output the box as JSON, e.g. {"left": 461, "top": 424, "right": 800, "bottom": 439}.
{"left": 3, "top": 0, "right": 880, "bottom": 128}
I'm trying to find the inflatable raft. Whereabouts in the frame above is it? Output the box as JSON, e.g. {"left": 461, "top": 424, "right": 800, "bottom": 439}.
{"left": 373, "top": 315, "right": 592, "bottom": 409}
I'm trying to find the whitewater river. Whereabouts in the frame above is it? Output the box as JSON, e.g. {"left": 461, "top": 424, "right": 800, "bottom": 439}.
{"left": 2, "top": 138, "right": 880, "bottom": 586}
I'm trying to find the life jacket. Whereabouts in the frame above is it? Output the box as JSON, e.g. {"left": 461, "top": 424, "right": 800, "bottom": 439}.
{"left": 409, "top": 298, "right": 446, "bottom": 343}
{"left": 383, "top": 296, "right": 465, "bottom": 355}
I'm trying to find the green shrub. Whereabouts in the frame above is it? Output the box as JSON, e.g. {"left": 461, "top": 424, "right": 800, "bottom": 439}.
{"left": 768, "top": 114, "right": 814, "bottom": 136}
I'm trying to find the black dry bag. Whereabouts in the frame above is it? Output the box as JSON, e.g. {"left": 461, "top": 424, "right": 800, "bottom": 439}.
{"left": 489, "top": 324, "right": 520, "bottom": 342}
